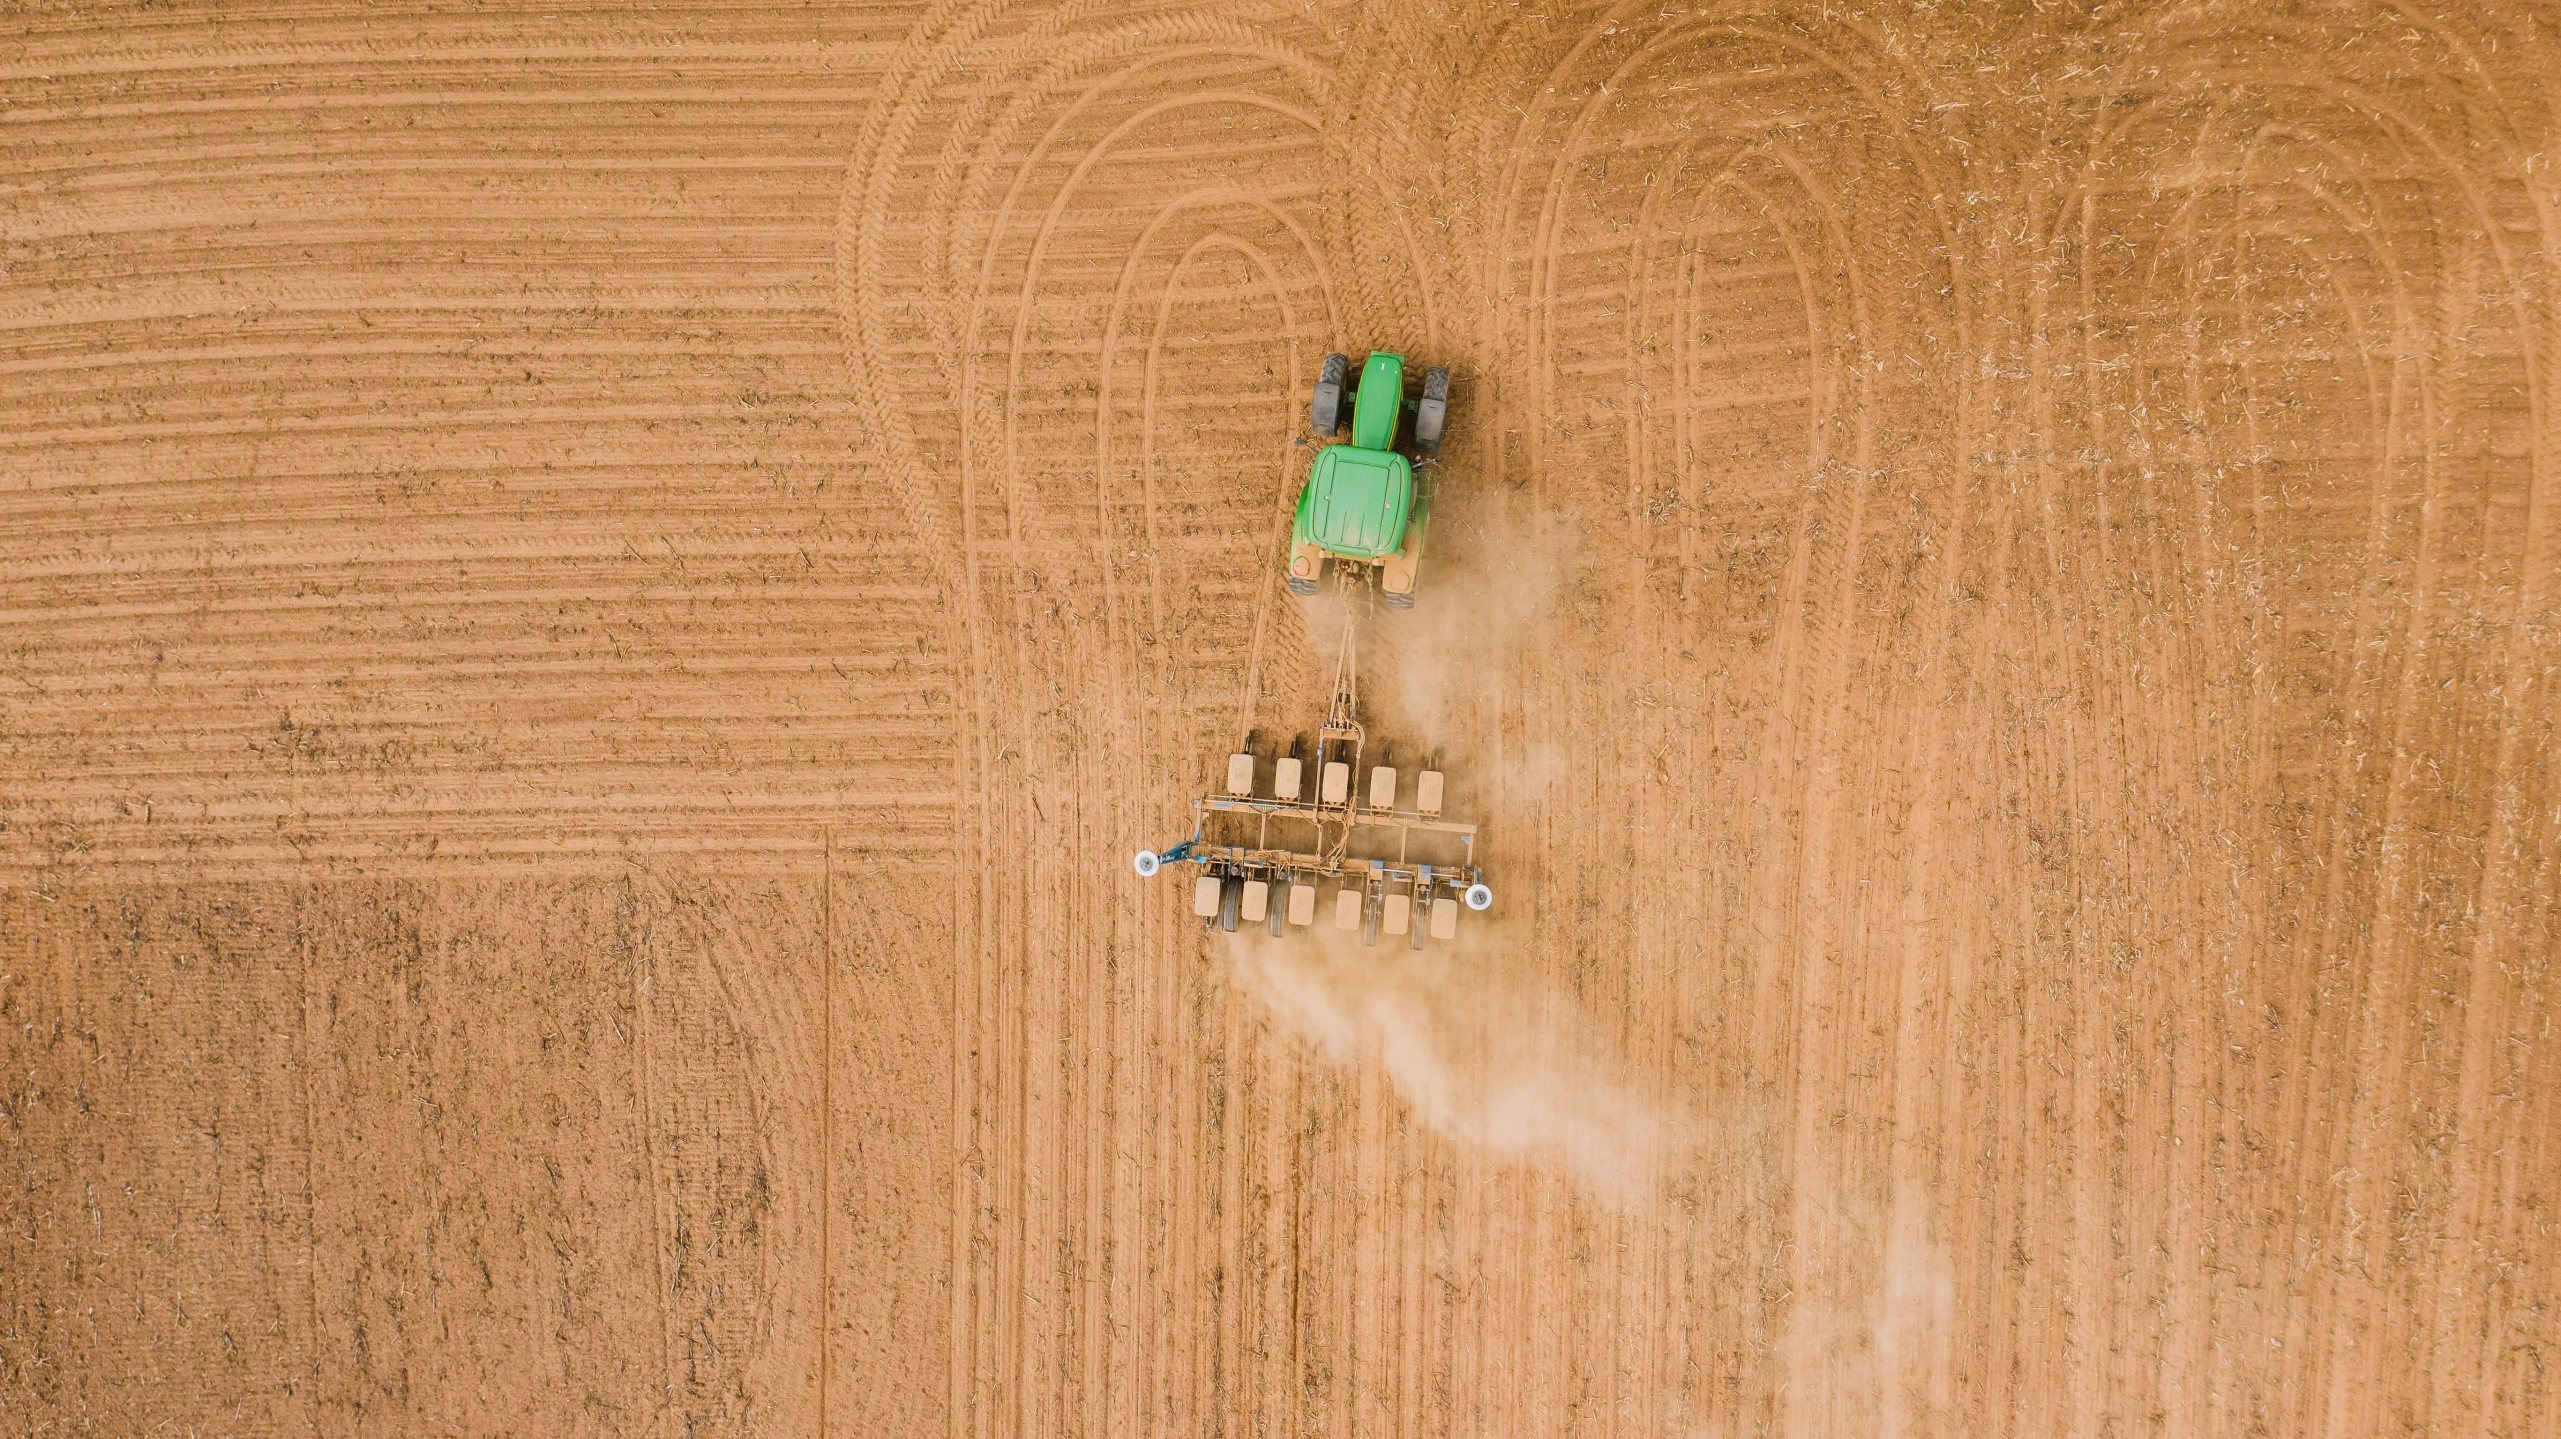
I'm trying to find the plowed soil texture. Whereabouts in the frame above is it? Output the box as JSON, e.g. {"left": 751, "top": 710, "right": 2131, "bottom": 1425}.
{"left": 6, "top": 2, "right": 2560, "bottom": 1435}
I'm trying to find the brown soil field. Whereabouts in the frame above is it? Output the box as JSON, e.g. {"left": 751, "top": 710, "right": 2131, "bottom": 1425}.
{"left": 6, "top": 0, "right": 2560, "bottom": 1434}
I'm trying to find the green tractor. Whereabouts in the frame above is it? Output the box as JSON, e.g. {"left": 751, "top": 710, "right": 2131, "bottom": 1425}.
{"left": 1289, "top": 351, "right": 1450, "bottom": 608}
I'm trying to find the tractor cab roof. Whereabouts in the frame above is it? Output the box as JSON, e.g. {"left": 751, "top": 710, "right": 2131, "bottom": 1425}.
{"left": 1300, "top": 444, "right": 1413, "bottom": 559}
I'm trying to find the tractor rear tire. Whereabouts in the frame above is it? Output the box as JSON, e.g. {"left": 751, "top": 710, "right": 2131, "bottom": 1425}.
{"left": 1311, "top": 353, "right": 1348, "bottom": 436}
{"left": 1382, "top": 589, "right": 1414, "bottom": 610}
{"left": 1413, "top": 366, "right": 1450, "bottom": 454}
{"left": 1287, "top": 575, "right": 1317, "bottom": 596}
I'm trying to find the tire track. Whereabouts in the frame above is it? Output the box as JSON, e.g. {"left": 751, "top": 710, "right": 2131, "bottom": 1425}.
{"left": 15, "top": 4, "right": 2561, "bottom": 1435}
{"left": 849, "top": 14, "right": 1338, "bottom": 1432}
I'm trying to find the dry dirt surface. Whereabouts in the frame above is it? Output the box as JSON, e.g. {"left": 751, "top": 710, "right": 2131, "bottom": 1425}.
{"left": 6, "top": 0, "right": 2561, "bottom": 1434}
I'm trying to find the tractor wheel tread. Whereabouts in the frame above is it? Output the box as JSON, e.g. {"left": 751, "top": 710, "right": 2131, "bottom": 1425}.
{"left": 1413, "top": 365, "right": 1450, "bottom": 453}
{"left": 1311, "top": 353, "right": 1348, "bottom": 436}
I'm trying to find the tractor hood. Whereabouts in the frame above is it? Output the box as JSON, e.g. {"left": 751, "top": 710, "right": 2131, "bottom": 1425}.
{"left": 1298, "top": 444, "right": 1414, "bottom": 559}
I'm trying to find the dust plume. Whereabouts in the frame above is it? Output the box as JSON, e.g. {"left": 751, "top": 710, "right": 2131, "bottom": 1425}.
{"left": 1370, "top": 488, "right": 1580, "bottom": 743}
{"left": 1780, "top": 1204, "right": 1956, "bottom": 1437}
{"left": 1220, "top": 918, "right": 1678, "bottom": 1208}
{"left": 1257, "top": 493, "right": 1647, "bottom": 1200}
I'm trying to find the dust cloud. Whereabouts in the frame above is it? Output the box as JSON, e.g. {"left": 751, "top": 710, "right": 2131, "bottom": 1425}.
{"left": 1220, "top": 919, "right": 1678, "bottom": 1208}
{"left": 1249, "top": 492, "right": 1659, "bottom": 1204}
{"left": 1377, "top": 487, "right": 1579, "bottom": 743}
{"left": 1778, "top": 1204, "right": 1958, "bottom": 1437}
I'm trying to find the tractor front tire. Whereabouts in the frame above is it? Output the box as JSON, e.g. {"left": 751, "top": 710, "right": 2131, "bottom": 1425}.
{"left": 1413, "top": 366, "right": 1450, "bottom": 454}
{"left": 1311, "top": 353, "right": 1348, "bottom": 436}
